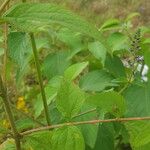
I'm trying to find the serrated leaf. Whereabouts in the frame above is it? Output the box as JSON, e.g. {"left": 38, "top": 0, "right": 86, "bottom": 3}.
{"left": 79, "top": 70, "right": 117, "bottom": 92}
{"left": 56, "top": 79, "right": 85, "bottom": 119}
{"left": 42, "top": 51, "right": 71, "bottom": 79}
{"left": 7, "top": 32, "right": 32, "bottom": 65}
{"left": 125, "top": 121, "right": 150, "bottom": 149}
{"left": 64, "top": 62, "right": 88, "bottom": 81}
{"left": 88, "top": 41, "right": 107, "bottom": 66}
{"left": 3, "top": 3, "right": 111, "bottom": 55}
{"left": 52, "top": 126, "right": 85, "bottom": 150}
{"left": 123, "top": 82, "right": 150, "bottom": 117}
{"left": 7, "top": 32, "right": 32, "bottom": 83}
{"left": 86, "top": 91, "right": 126, "bottom": 116}
{"left": 24, "top": 131, "right": 52, "bottom": 150}
{"left": 3, "top": 3, "right": 101, "bottom": 41}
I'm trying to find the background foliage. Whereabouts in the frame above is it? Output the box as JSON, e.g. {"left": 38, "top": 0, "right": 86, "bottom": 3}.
{"left": 0, "top": 0, "right": 150, "bottom": 150}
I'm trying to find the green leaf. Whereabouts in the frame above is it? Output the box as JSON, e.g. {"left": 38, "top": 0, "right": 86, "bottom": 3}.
{"left": 34, "top": 36, "right": 50, "bottom": 50}
{"left": 52, "top": 126, "right": 85, "bottom": 150}
{"left": 34, "top": 76, "right": 62, "bottom": 118}
{"left": 125, "top": 121, "right": 150, "bottom": 149}
{"left": 94, "top": 123, "right": 115, "bottom": 150}
{"left": 15, "top": 118, "right": 35, "bottom": 132}
{"left": 7, "top": 32, "right": 32, "bottom": 83}
{"left": 86, "top": 91, "right": 126, "bottom": 116}
{"left": 57, "top": 28, "right": 84, "bottom": 60}
{"left": 56, "top": 79, "right": 85, "bottom": 119}
{"left": 75, "top": 104, "right": 98, "bottom": 149}
{"left": 88, "top": 41, "right": 107, "bottom": 66}
{"left": 125, "top": 12, "right": 140, "bottom": 22}
{"left": 57, "top": 28, "right": 82, "bottom": 50}
{"left": 42, "top": 51, "right": 71, "bottom": 79}
{"left": 105, "top": 55, "right": 126, "bottom": 78}
{"left": 49, "top": 103, "right": 62, "bottom": 124}
{"left": 99, "top": 18, "right": 120, "bottom": 31}
{"left": 64, "top": 62, "right": 88, "bottom": 81}
{"left": 134, "top": 143, "right": 150, "bottom": 150}
{"left": 79, "top": 70, "right": 117, "bottom": 92}
{"left": 107, "top": 32, "right": 129, "bottom": 52}
{"left": 93, "top": 123, "right": 115, "bottom": 150}
{"left": 8, "top": 32, "right": 32, "bottom": 66}
{"left": 3, "top": 3, "right": 101, "bottom": 40}
{"left": 123, "top": 82, "right": 150, "bottom": 117}
{"left": 143, "top": 38, "right": 150, "bottom": 44}
{"left": 24, "top": 131, "right": 52, "bottom": 150}
{"left": 34, "top": 86, "right": 57, "bottom": 118}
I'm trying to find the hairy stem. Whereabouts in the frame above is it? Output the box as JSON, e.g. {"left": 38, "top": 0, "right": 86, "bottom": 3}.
{"left": 0, "top": 76, "right": 21, "bottom": 150}
{"left": 30, "top": 33, "right": 51, "bottom": 125}
{"left": 3, "top": 4, "right": 9, "bottom": 83}
{"left": 21, "top": 116, "right": 150, "bottom": 136}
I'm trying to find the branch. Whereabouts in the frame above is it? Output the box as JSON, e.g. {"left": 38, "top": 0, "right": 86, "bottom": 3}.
{"left": 0, "top": 76, "right": 21, "bottom": 150}
{"left": 20, "top": 116, "right": 150, "bottom": 136}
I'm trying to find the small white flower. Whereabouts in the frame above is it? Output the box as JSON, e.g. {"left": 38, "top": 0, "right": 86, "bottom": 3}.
{"left": 137, "top": 64, "right": 149, "bottom": 82}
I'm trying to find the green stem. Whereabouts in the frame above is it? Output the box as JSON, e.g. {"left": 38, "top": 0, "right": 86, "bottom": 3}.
{"left": 72, "top": 108, "right": 96, "bottom": 119}
{"left": 30, "top": 33, "right": 51, "bottom": 125}
{"left": 0, "top": 76, "right": 21, "bottom": 150}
